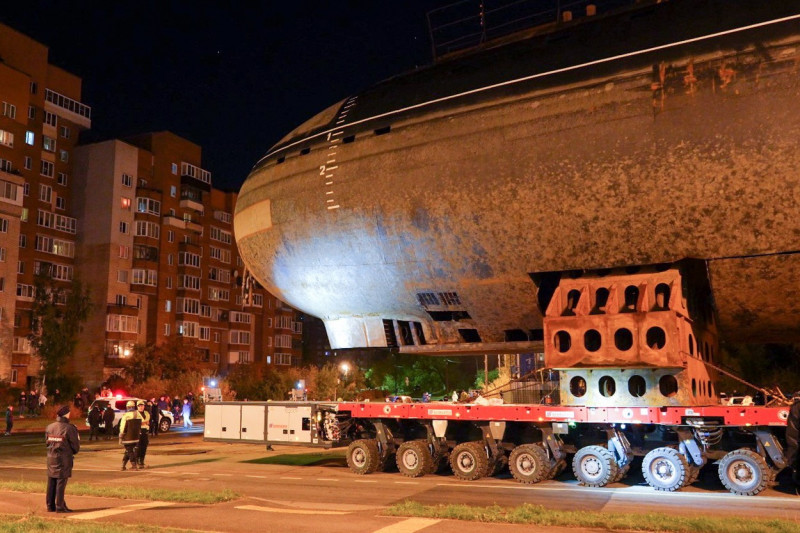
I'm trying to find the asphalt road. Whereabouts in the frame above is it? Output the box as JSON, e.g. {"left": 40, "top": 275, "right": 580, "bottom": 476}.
{"left": 1, "top": 424, "right": 800, "bottom": 532}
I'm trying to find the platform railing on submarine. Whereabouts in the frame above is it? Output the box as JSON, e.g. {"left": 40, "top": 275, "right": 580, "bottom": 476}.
{"left": 481, "top": 367, "right": 561, "bottom": 405}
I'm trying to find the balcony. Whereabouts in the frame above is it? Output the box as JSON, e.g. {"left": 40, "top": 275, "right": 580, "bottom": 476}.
{"left": 163, "top": 214, "right": 187, "bottom": 229}
{"left": 181, "top": 162, "right": 211, "bottom": 191}
{"left": 44, "top": 89, "right": 91, "bottom": 129}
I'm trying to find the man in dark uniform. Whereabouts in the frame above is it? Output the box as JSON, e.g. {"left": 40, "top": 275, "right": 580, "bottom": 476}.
{"left": 784, "top": 392, "right": 800, "bottom": 487}
{"left": 102, "top": 405, "right": 115, "bottom": 439}
{"left": 45, "top": 405, "right": 80, "bottom": 513}
{"left": 149, "top": 398, "right": 159, "bottom": 436}
{"left": 118, "top": 400, "right": 142, "bottom": 471}
{"left": 87, "top": 405, "right": 102, "bottom": 441}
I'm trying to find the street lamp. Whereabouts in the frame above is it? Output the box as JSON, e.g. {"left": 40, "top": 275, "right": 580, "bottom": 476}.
{"left": 340, "top": 362, "right": 350, "bottom": 376}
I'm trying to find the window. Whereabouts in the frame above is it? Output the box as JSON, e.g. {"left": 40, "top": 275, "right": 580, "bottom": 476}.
{"left": 235, "top": 351, "right": 252, "bottom": 364}
{"left": 14, "top": 336, "right": 32, "bottom": 353}
{"left": 275, "top": 353, "right": 292, "bottom": 365}
{"left": 229, "top": 330, "right": 251, "bottom": 345}
{"left": 119, "top": 221, "right": 128, "bottom": 234}
{"left": 179, "top": 275, "right": 200, "bottom": 290}
{"left": 9, "top": 369, "right": 16, "bottom": 383}
{"left": 55, "top": 196, "right": 65, "bottom": 210}
{"left": 131, "top": 269, "right": 157, "bottom": 286}
{"left": 35, "top": 236, "right": 75, "bottom": 258}
{"left": 121, "top": 174, "right": 132, "bottom": 187}
{"left": 0, "top": 217, "right": 7, "bottom": 233}
{"left": 39, "top": 184, "right": 52, "bottom": 202}
{"left": 59, "top": 126, "right": 70, "bottom": 139}
{"left": 277, "top": 316, "right": 292, "bottom": 329}
{"left": 213, "top": 353, "right": 220, "bottom": 363}
{"left": 40, "top": 160, "right": 54, "bottom": 177}
{"left": 30, "top": 82, "right": 37, "bottom": 94}
{"left": 117, "top": 270, "right": 128, "bottom": 283}
{"left": 23, "top": 183, "right": 29, "bottom": 196}
{"left": 167, "top": 253, "right": 173, "bottom": 266}
{"left": 115, "top": 294, "right": 127, "bottom": 306}
{"left": 59, "top": 150, "right": 69, "bottom": 162}
{"left": 25, "top": 131, "right": 34, "bottom": 145}
{"left": 2, "top": 102, "right": 16, "bottom": 119}
{"left": 16, "top": 284, "right": 35, "bottom": 300}
{"left": 167, "top": 230, "right": 174, "bottom": 243}
{"left": 0, "top": 130, "right": 14, "bottom": 147}
{"left": 43, "top": 136, "right": 56, "bottom": 152}
{"left": 252, "top": 294, "right": 263, "bottom": 307}
{"left": 275, "top": 334, "right": 292, "bottom": 348}
{"left": 210, "top": 226, "right": 232, "bottom": 244}
{"left": 199, "top": 327, "right": 210, "bottom": 341}
{"left": 171, "top": 163, "right": 178, "bottom": 175}
{"left": 230, "top": 311, "right": 252, "bottom": 324}
{"left": 136, "top": 197, "right": 160, "bottom": 215}
{"left": 209, "top": 246, "right": 231, "bottom": 263}
{"left": 120, "top": 197, "right": 131, "bottom": 210}
{"left": 177, "top": 298, "right": 200, "bottom": 314}
{"left": 178, "top": 321, "right": 198, "bottom": 337}
{"left": 164, "top": 323, "right": 170, "bottom": 336}
{"left": 24, "top": 157, "right": 32, "bottom": 170}
{"left": 170, "top": 185, "right": 177, "bottom": 197}
{"left": 0, "top": 247, "right": 5, "bottom": 261}
{"left": 135, "top": 221, "right": 160, "bottom": 239}
{"left": 19, "top": 235, "right": 26, "bottom": 248}
{"left": 200, "top": 304, "right": 211, "bottom": 317}
{"left": 57, "top": 172, "right": 68, "bottom": 186}
{"left": 214, "top": 210, "right": 232, "bottom": 224}
{"left": 43, "top": 111, "right": 57, "bottom": 127}
{"left": 118, "top": 245, "right": 129, "bottom": 259}
{"left": 17, "top": 261, "right": 24, "bottom": 274}
{"left": 179, "top": 251, "right": 201, "bottom": 268}
{"left": 165, "top": 276, "right": 172, "bottom": 289}
{"left": 28, "top": 106, "right": 35, "bottom": 120}
{"left": 207, "top": 287, "right": 229, "bottom": 301}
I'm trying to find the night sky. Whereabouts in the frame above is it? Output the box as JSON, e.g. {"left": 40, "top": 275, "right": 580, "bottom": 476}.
{"left": 0, "top": 1, "right": 443, "bottom": 190}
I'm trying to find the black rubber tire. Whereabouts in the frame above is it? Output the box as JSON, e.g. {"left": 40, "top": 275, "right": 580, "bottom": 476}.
{"left": 396, "top": 440, "right": 432, "bottom": 478}
{"left": 431, "top": 448, "right": 449, "bottom": 474}
{"left": 612, "top": 462, "right": 632, "bottom": 483}
{"left": 572, "top": 445, "right": 619, "bottom": 487}
{"left": 642, "top": 447, "right": 688, "bottom": 491}
{"left": 159, "top": 419, "right": 171, "bottom": 433}
{"left": 450, "top": 441, "right": 490, "bottom": 481}
{"left": 492, "top": 451, "right": 508, "bottom": 476}
{"left": 509, "top": 444, "right": 551, "bottom": 484}
{"left": 684, "top": 465, "right": 701, "bottom": 486}
{"left": 718, "top": 449, "right": 769, "bottom": 496}
{"left": 347, "top": 439, "right": 381, "bottom": 475}
{"left": 548, "top": 459, "right": 567, "bottom": 479}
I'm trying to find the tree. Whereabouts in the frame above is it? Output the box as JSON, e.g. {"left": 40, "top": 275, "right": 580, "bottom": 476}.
{"left": 28, "top": 273, "right": 91, "bottom": 389}
{"left": 122, "top": 344, "right": 159, "bottom": 385}
{"left": 122, "top": 337, "right": 206, "bottom": 384}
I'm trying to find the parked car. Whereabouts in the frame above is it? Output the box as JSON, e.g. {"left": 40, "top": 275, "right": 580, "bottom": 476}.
{"left": 85, "top": 397, "right": 174, "bottom": 433}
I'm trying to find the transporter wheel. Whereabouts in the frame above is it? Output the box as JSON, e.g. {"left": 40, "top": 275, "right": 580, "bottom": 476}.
{"left": 611, "top": 462, "right": 631, "bottom": 484}
{"left": 684, "top": 465, "right": 701, "bottom": 487}
{"left": 492, "top": 450, "right": 509, "bottom": 476}
{"left": 430, "top": 447, "right": 449, "bottom": 474}
{"left": 159, "top": 418, "right": 171, "bottom": 433}
{"left": 347, "top": 439, "right": 381, "bottom": 475}
{"left": 548, "top": 459, "right": 567, "bottom": 479}
{"left": 509, "top": 444, "right": 551, "bottom": 484}
{"left": 642, "top": 447, "right": 688, "bottom": 491}
{"left": 450, "top": 441, "right": 490, "bottom": 481}
{"left": 718, "top": 449, "right": 769, "bottom": 496}
{"left": 396, "top": 440, "right": 432, "bottom": 478}
{"left": 572, "top": 445, "right": 619, "bottom": 487}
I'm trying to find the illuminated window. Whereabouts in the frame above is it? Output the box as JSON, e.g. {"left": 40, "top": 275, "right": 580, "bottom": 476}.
{"left": 120, "top": 197, "right": 131, "bottom": 210}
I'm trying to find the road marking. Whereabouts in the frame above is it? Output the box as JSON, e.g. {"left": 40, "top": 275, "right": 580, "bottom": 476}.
{"left": 246, "top": 475, "right": 266, "bottom": 479}
{"left": 69, "top": 501, "right": 174, "bottom": 520}
{"left": 327, "top": 205, "right": 340, "bottom": 210}
{"left": 372, "top": 518, "right": 441, "bottom": 533}
{"left": 280, "top": 476, "right": 302, "bottom": 480}
{"left": 317, "top": 478, "right": 338, "bottom": 481}
{"left": 354, "top": 479, "right": 377, "bottom": 483}
{"left": 236, "top": 505, "right": 347, "bottom": 515}
{"left": 212, "top": 473, "right": 232, "bottom": 476}
{"left": 248, "top": 497, "right": 380, "bottom": 511}
{"left": 393, "top": 481, "right": 419, "bottom": 485}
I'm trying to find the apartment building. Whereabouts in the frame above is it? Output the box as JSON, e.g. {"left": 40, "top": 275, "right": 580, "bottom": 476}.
{"left": 0, "top": 23, "right": 90, "bottom": 388}
{"left": 73, "top": 133, "right": 303, "bottom": 386}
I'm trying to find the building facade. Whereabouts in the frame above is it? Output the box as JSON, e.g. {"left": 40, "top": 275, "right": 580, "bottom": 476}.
{"left": 73, "top": 133, "right": 303, "bottom": 386}
{"left": 0, "top": 23, "right": 90, "bottom": 388}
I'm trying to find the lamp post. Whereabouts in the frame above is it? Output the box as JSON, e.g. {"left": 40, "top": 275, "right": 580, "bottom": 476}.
{"left": 336, "top": 362, "right": 350, "bottom": 400}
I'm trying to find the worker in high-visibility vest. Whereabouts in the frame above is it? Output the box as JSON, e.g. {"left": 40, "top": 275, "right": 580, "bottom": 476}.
{"left": 135, "top": 400, "right": 150, "bottom": 468}
{"left": 118, "top": 401, "right": 142, "bottom": 471}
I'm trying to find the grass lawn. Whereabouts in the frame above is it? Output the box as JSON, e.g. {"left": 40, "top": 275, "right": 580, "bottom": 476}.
{"left": 0, "top": 480, "right": 238, "bottom": 504}
{"left": 0, "top": 513, "right": 201, "bottom": 532}
{"left": 385, "top": 501, "right": 800, "bottom": 533}
{"left": 243, "top": 450, "right": 347, "bottom": 467}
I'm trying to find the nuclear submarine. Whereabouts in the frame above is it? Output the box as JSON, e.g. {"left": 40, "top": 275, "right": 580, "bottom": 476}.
{"left": 234, "top": 0, "right": 800, "bottom": 358}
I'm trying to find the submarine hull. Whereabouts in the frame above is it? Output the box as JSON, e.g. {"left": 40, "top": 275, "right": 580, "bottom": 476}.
{"left": 235, "top": 2, "right": 800, "bottom": 351}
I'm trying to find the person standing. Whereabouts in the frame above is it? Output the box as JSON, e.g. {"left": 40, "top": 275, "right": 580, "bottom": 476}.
{"left": 87, "top": 405, "right": 102, "bottom": 441}
{"left": 135, "top": 400, "right": 150, "bottom": 468}
{"left": 19, "top": 391, "right": 26, "bottom": 417}
{"left": 118, "top": 401, "right": 142, "bottom": 471}
{"left": 181, "top": 398, "right": 193, "bottom": 428}
{"left": 784, "top": 392, "right": 800, "bottom": 487}
{"left": 102, "top": 405, "right": 115, "bottom": 440}
{"left": 45, "top": 405, "right": 80, "bottom": 513}
{"left": 4, "top": 405, "right": 12, "bottom": 435}
{"left": 149, "top": 399, "right": 159, "bottom": 436}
